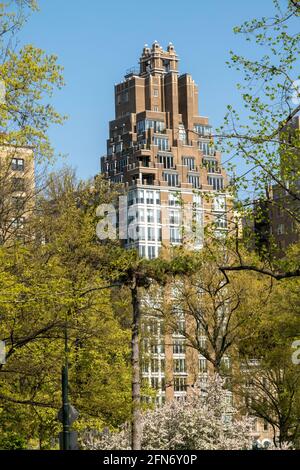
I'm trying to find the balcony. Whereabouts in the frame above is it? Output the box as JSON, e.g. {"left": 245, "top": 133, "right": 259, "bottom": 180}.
{"left": 127, "top": 161, "right": 156, "bottom": 171}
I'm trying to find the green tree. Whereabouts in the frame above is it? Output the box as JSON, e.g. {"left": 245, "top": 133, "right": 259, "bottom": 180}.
{"left": 236, "top": 275, "right": 300, "bottom": 447}
{"left": 0, "top": 170, "right": 132, "bottom": 448}
{"left": 196, "top": 0, "right": 300, "bottom": 279}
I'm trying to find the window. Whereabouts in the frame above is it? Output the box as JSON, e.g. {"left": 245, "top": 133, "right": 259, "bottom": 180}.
{"left": 215, "top": 213, "right": 227, "bottom": 229}
{"left": 193, "top": 210, "right": 203, "bottom": 226}
{"left": 263, "top": 420, "right": 269, "bottom": 431}
{"left": 173, "top": 339, "right": 186, "bottom": 354}
{"left": 170, "top": 227, "right": 181, "bottom": 243}
{"left": 153, "top": 136, "right": 169, "bottom": 151}
{"left": 136, "top": 226, "right": 145, "bottom": 241}
{"left": 163, "top": 172, "right": 179, "bottom": 187}
{"left": 158, "top": 154, "right": 173, "bottom": 169}
{"left": 199, "top": 374, "right": 208, "bottom": 390}
{"left": 277, "top": 223, "right": 285, "bottom": 235}
{"left": 137, "top": 189, "right": 145, "bottom": 204}
{"left": 174, "top": 377, "right": 187, "bottom": 392}
{"left": 188, "top": 175, "right": 200, "bottom": 188}
{"left": 115, "top": 142, "right": 123, "bottom": 153}
{"left": 156, "top": 209, "right": 161, "bottom": 224}
{"left": 147, "top": 227, "right": 155, "bottom": 241}
{"left": 169, "top": 209, "right": 180, "bottom": 225}
{"left": 146, "top": 190, "right": 154, "bottom": 204}
{"left": 208, "top": 176, "right": 224, "bottom": 191}
{"left": 153, "top": 135, "right": 164, "bottom": 148}
{"left": 139, "top": 245, "right": 146, "bottom": 258}
{"left": 137, "top": 120, "right": 145, "bottom": 134}
{"left": 182, "top": 157, "right": 195, "bottom": 171}
{"left": 153, "top": 88, "right": 159, "bottom": 97}
{"left": 204, "top": 158, "right": 220, "bottom": 173}
{"left": 163, "top": 59, "right": 170, "bottom": 72}
{"left": 153, "top": 106, "right": 159, "bottom": 112}
{"left": 138, "top": 208, "right": 145, "bottom": 223}
{"left": 178, "top": 124, "right": 186, "bottom": 143}
{"left": 194, "top": 124, "right": 212, "bottom": 136}
{"left": 147, "top": 209, "right": 154, "bottom": 223}
{"left": 148, "top": 246, "right": 156, "bottom": 259}
{"left": 151, "top": 342, "right": 164, "bottom": 354}
{"left": 151, "top": 359, "right": 159, "bottom": 373}
{"left": 169, "top": 192, "right": 180, "bottom": 206}
{"left": 213, "top": 195, "right": 226, "bottom": 211}
{"left": 137, "top": 119, "right": 165, "bottom": 134}
{"left": 12, "top": 177, "right": 25, "bottom": 191}
{"left": 199, "top": 356, "right": 207, "bottom": 372}
{"left": 174, "top": 359, "right": 186, "bottom": 373}
{"left": 222, "top": 356, "right": 231, "bottom": 370}
{"left": 176, "top": 319, "right": 185, "bottom": 335}
{"left": 116, "top": 157, "right": 128, "bottom": 173}
{"left": 151, "top": 377, "right": 159, "bottom": 390}
{"left": 11, "top": 158, "right": 25, "bottom": 171}
{"left": 193, "top": 193, "right": 202, "bottom": 207}
{"left": 198, "top": 141, "right": 215, "bottom": 156}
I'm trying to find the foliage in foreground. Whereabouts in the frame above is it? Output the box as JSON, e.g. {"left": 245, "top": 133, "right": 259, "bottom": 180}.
{"left": 80, "top": 375, "right": 254, "bottom": 450}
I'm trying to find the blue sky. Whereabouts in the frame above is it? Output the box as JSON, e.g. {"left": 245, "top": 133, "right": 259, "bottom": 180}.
{"left": 19, "top": 0, "right": 275, "bottom": 180}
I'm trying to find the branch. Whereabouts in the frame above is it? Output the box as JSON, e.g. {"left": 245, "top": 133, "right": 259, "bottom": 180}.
{"left": 220, "top": 265, "right": 300, "bottom": 280}
{"left": 0, "top": 393, "right": 56, "bottom": 409}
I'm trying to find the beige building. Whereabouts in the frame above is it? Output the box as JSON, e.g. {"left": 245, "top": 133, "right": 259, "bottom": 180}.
{"left": 0, "top": 145, "right": 35, "bottom": 244}
{"left": 101, "top": 41, "right": 229, "bottom": 258}
{"left": 101, "top": 42, "right": 271, "bottom": 445}
{"left": 101, "top": 41, "right": 233, "bottom": 400}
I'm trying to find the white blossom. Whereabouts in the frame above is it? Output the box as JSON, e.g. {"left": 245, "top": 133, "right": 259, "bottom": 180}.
{"left": 81, "top": 375, "right": 254, "bottom": 450}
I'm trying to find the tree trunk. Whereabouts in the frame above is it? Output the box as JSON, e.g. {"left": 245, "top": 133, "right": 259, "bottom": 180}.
{"left": 131, "top": 283, "right": 142, "bottom": 450}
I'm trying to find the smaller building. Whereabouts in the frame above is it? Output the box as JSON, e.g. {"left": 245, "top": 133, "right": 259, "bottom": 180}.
{"left": 248, "top": 116, "right": 300, "bottom": 257}
{"left": 0, "top": 145, "right": 35, "bottom": 244}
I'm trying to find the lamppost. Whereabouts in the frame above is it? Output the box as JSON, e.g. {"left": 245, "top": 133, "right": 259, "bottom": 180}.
{"left": 58, "top": 320, "right": 79, "bottom": 450}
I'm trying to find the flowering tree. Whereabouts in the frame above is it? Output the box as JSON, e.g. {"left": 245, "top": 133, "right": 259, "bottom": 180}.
{"left": 80, "top": 375, "right": 254, "bottom": 450}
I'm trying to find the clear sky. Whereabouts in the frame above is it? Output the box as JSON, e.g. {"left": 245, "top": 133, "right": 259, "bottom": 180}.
{"left": 19, "top": 0, "right": 275, "bottom": 180}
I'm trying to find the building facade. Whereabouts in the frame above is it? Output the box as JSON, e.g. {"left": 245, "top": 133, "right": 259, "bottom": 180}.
{"left": 100, "top": 41, "right": 275, "bottom": 444}
{"left": 0, "top": 145, "right": 35, "bottom": 244}
{"left": 253, "top": 115, "right": 300, "bottom": 256}
{"left": 270, "top": 115, "right": 300, "bottom": 253}
{"left": 101, "top": 41, "right": 229, "bottom": 259}
{"left": 100, "top": 41, "right": 230, "bottom": 402}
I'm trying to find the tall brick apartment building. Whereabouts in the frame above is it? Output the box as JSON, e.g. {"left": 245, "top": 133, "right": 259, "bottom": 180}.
{"left": 100, "top": 41, "right": 273, "bottom": 444}
{"left": 100, "top": 40, "right": 235, "bottom": 400}
{"left": 101, "top": 41, "right": 229, "bottom": 258}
